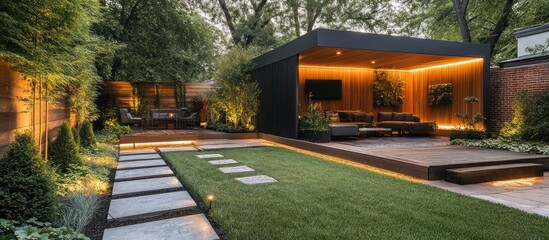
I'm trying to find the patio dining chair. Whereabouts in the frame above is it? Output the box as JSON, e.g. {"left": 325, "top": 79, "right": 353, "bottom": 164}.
{"left": 180, "top": 112, "right": 198, "bottom": 128}
{"left": 119, "top": 108, "right": 143, "bottom": 127}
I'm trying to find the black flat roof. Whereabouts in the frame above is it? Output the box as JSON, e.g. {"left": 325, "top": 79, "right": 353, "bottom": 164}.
{"left": 514, "top": 23, "right": 549, "bottom": 38}
{"left": 253, "top": 28, "right": 490, "bottom": 69}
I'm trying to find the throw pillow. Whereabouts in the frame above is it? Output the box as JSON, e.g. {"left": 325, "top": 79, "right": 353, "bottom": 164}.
{"left": 329, "top": 112, "right": 340, "bottom": 122}
{"left": 352, "top": 112, "right": 368, "bottom": 122}
{"left": 338, "top": 111, "right": 353, "bottom": 122}
{"left": 378, "top": 112, "right": 393, "bottom": 122}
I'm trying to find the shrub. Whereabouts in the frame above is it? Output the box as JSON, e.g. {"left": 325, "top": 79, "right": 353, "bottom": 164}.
{"left": 373, "top": 70, "right": 405, "bottom": 107}
{"left": 500, "top": 91, "right": 549, "bottom": 142}
{"left": 96, "top": 119, "right": 131, "bottom": 144}
{"left": 57, "top": 192, "right": 99, "bottom": 233}
{"left": 299, "top": 92, "right": 330, "bottom": 131}
{"left": 455, "top": 96, "right": 485, "bottom": 131}
{"left": 72, "top": 127, "right": 80, "bottom": 149}
{"left": 0, "top": 218, "right": 88, "bottom": 240}
{"left": 0, "top": 132, "right": 59, "bottom": 222}
{"left": 207, "top": 46, "right": 260, "bottom": 132}
{"left": 50, "top": 122, "right": 81, "bottom": 172}
{"left": 80, "top": 121, "right": 96, "bottom": 148}
{"left": 451, "top": 138, "right": 549, "bottom": 155}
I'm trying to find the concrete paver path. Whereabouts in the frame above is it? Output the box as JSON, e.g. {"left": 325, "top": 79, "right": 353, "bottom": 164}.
{"left": 107, "top": 191, "right": 196, "bottom": 221}
{"left": 115, "top": 166, "right": 173, "bottom": 181}
{"left": 112, "top": 177, "right": 183, "bottom": 196}
{"left": 208, "top": 159, "right": 239, "bottom": 165}
{"left": 103, "top": 214, "right": 219, "bottom": 240}
{"left": 119, "top": 153, "right": 162, "bottom": 162}
{"left": 117, "top": 159, "right": 166, "bottom": 170}
{"left": 218, "top": 166, "right": 255, "bottom": 174}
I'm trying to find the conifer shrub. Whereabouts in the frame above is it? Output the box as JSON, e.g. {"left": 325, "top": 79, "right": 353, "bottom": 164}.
{"left": 79, "top": 121, "right": 96, "bottom": 148}
{"left": 0, "top": 131, "right": 59, "bottom": 222}
{"left": 50, "top": 122, "right": 81, "bottom": 172}
{"left": 72, "top": 127, "right": 80, "bottom": 150}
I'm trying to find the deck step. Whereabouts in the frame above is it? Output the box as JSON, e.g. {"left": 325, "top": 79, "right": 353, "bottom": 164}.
{"left": 446, "top": 163, "right": 544, "bottom": 185}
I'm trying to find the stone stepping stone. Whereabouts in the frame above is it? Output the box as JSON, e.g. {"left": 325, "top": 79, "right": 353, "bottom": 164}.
{"left": 103, "top": 214, "right": 219, "bottom": 240}
{"left": 112, "top": 177, "right": 183, "bottom": 197}
{"left": 107, "top": 191, "right": 196, "bottom": 221}
{"left": 236, "top": 175, "right": 278, "bottom": 185}
{"left": 158, "top": 147, "right": 198, "bottom": 153}
{"left": 119, "top": 149, "right": 157, "bottom": 156}
{"left": 208, "top": 159, "right": 239, "bottom": 165}
{"left": 118, "top": 160, "right": 166, "bottom": 170}
{"left": 119, "top": 153, "right": 162, "bottom": 162}
{"left": 218, "top": 166, "right": 255, "bottom": 174}
{"left": 196, "top": 154, "right": 224, "bottom": 159}
{"left": 115, "top": 166, "right": 173, "bottom": 181}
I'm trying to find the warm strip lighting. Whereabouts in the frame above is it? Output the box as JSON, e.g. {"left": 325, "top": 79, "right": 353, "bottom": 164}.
{"left": 300, "top": 58, "right": 483, "bottom": 72}
{"left": 437, "top": 125, "right": 454, "bottom": 130}
{"left": 120, "top": 140, "right": 195, "bottom": 150}
{"left": 485, "top": 177, "right": 542, "bottom": 188}
{"left": 409, "top": 58, "right": 483, "bottom": 72}
{"left": 268, "top": 141, "right": 422, "bottom": 183}
{"left": 299, "top": 65, "right": 410, "bottom": 72}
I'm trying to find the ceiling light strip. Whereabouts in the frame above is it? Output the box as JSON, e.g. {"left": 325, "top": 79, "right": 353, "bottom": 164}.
{"left": 299, "top": 58, "right": 483, "bottom": 72}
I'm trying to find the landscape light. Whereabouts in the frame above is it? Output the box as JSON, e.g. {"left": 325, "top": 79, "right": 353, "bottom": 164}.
{"left": 371, "top": 60, "right": 376, "bottom": 64}
{"left": 336, "top": 51, "right": 341, "bottom": 55}
{"left": 207, "top": 194, "right": 214, "bottom": 209}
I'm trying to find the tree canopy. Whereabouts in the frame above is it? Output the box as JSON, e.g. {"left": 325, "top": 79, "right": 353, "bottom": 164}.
{"left": 96, "top": 0, "right": 216, "bottom": 83}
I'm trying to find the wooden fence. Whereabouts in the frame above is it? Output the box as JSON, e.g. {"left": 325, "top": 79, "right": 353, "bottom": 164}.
{"left": 102, "top": 81, "right": 214, "bottom": 121}
{"left": 0, "top": 61, "right": 72, "bottom": 155}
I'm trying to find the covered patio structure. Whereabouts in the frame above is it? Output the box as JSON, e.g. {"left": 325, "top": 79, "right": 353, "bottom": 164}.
{"left": 252, "top": 29, "right": 491, "bottom": 139}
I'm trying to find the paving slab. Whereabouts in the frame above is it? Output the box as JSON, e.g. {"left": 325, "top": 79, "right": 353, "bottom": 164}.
{"left": 196, "top": 154, "right": 224, "bottom": 159}
{"left": 115, "top": 166, "right": 173, "bottom": 181}
{"left": 119, "top": 153, "right": 162, "bottom": 162}
{"left": 236, "top": 175, "right": 278, "bottom": 185}
{"left": 119, "top": 149, "right": 157, "bottom": 156}
{"left": 107, "top": 191, "right": 196, "bottom": 221}
{"left": 103, "top": 214, "right": 219, "bottom": 240}
{"left": 208, "top": 159, "right": 239, "bottom": 165}
{"left": 118, "top": 160, "right": 166, "bottom": 170}
{"left": 112, "top": 177, "right": 183, "bottom": 196}
{"left": 218, "top": 166, "right": 255, "bottom": 174}
{"left": 158, "top": 147, "right": 198, "bottom": 153}
{"left": 199, "top": 144, "right": 248, "bottom": 150}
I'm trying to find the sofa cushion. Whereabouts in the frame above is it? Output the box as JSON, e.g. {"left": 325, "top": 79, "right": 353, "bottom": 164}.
{"left": 330, "top": 124, "right": 359, "bottom": 136}
{"left": 365, "top": 112, "right": 374, "bottom": 123}
{"left": 338, "top": 112, "right": 354, "bottom": 122}
{"left": 378, "top": 112, "right": 393, "bottom": 122}
{"left": 351, "top": 112, "right": 367, "bottom": 122}
{"left": 393, "top": 112, "right": 414, "bottom": 122}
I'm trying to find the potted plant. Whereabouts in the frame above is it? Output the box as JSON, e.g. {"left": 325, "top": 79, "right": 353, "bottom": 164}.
{"left": 299, "top": 93, "right": 331, "bottom": 143}
{"left": 450, "top": 96, "right": 486, "bottom": 140}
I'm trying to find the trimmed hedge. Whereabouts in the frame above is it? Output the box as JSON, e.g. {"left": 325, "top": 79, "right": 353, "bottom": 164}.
{"left": 79, "top": 121, "right": 96, "bottom": 148}
{"left": 50, "top": 123, "right": 81, "bottom": 172}
{"left": 0, "top": 132, "right": 59, "bottom": 222}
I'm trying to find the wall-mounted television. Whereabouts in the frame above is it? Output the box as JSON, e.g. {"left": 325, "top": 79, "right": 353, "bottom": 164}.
{"left": 304, "top": 79, "right": 342, "bottom": 100}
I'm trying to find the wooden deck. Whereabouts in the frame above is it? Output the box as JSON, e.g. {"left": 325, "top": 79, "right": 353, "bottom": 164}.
{"left": 259, "top": 133, "right": 549, "bottom": 180}
{"left": 120, "top": 129, "right": 257, "bottom": 149}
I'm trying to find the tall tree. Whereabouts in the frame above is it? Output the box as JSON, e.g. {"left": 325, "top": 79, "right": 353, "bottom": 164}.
{"left": 396, "top": 0, "right": 549, "bottom": 62}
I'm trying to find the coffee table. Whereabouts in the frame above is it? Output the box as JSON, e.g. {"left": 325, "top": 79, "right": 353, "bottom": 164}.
{"left": 359, "top": 127, "right": 392, "bottom": 137}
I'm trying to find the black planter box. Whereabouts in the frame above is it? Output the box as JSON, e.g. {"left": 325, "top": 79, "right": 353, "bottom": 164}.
{"left": 299, "top": 130, "right": 331, "bottom": 143}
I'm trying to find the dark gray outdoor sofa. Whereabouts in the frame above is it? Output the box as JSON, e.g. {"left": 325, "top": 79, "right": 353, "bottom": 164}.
{"left": 376, "top": 112, "right": 436, "bottom": 135}
{"left": 329, "top": 110, "right": 374, "bottom": 137}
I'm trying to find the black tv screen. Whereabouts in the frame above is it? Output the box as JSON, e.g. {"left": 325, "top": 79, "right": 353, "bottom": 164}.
{"left": 304, "top": 79, "right": 342, "bottom": 100}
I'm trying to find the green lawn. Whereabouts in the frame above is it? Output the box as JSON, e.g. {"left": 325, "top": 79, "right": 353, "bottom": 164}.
{"left": 162, "top": 147, "right": 549, "bottom": 239}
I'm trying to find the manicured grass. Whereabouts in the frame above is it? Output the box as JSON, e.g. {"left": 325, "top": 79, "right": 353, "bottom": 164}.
{"left": 163, "top": 147, "right": 549, "bottom": 239}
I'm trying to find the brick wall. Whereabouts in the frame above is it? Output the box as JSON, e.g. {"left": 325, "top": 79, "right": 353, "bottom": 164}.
{"left": 490, "top": 62, "right": 549, "bottom": 132}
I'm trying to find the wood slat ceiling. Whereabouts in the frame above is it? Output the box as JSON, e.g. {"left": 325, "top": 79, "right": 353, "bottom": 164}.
{"left": 298, "top": 47, "right": 479, "bottom": 70}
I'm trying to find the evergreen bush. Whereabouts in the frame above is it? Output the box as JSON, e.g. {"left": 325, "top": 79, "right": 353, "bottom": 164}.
{"left": 50, "top": 122, "right": 81, "bottom": 172}
{"left": 79, "top": 121, "right": 96, "bottom": 148}
{"left": 72, "top": 127, "right": 80, "bottom": 149}
{"left": 501, "top": 91, "right": 549, "bottom": 142}
{"left": 0, "top": 132, "right": 59, "bottom": 222}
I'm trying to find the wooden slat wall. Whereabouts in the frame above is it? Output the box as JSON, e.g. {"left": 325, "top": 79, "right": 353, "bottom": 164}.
{"left": 104, "top": 81, "right": 214, "bottom": 110}
{"left": 0, "top": 61, "right": 72, "bottom": 155}
{"left": 298, "top": 60, "right": 484, "bottom": 128}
